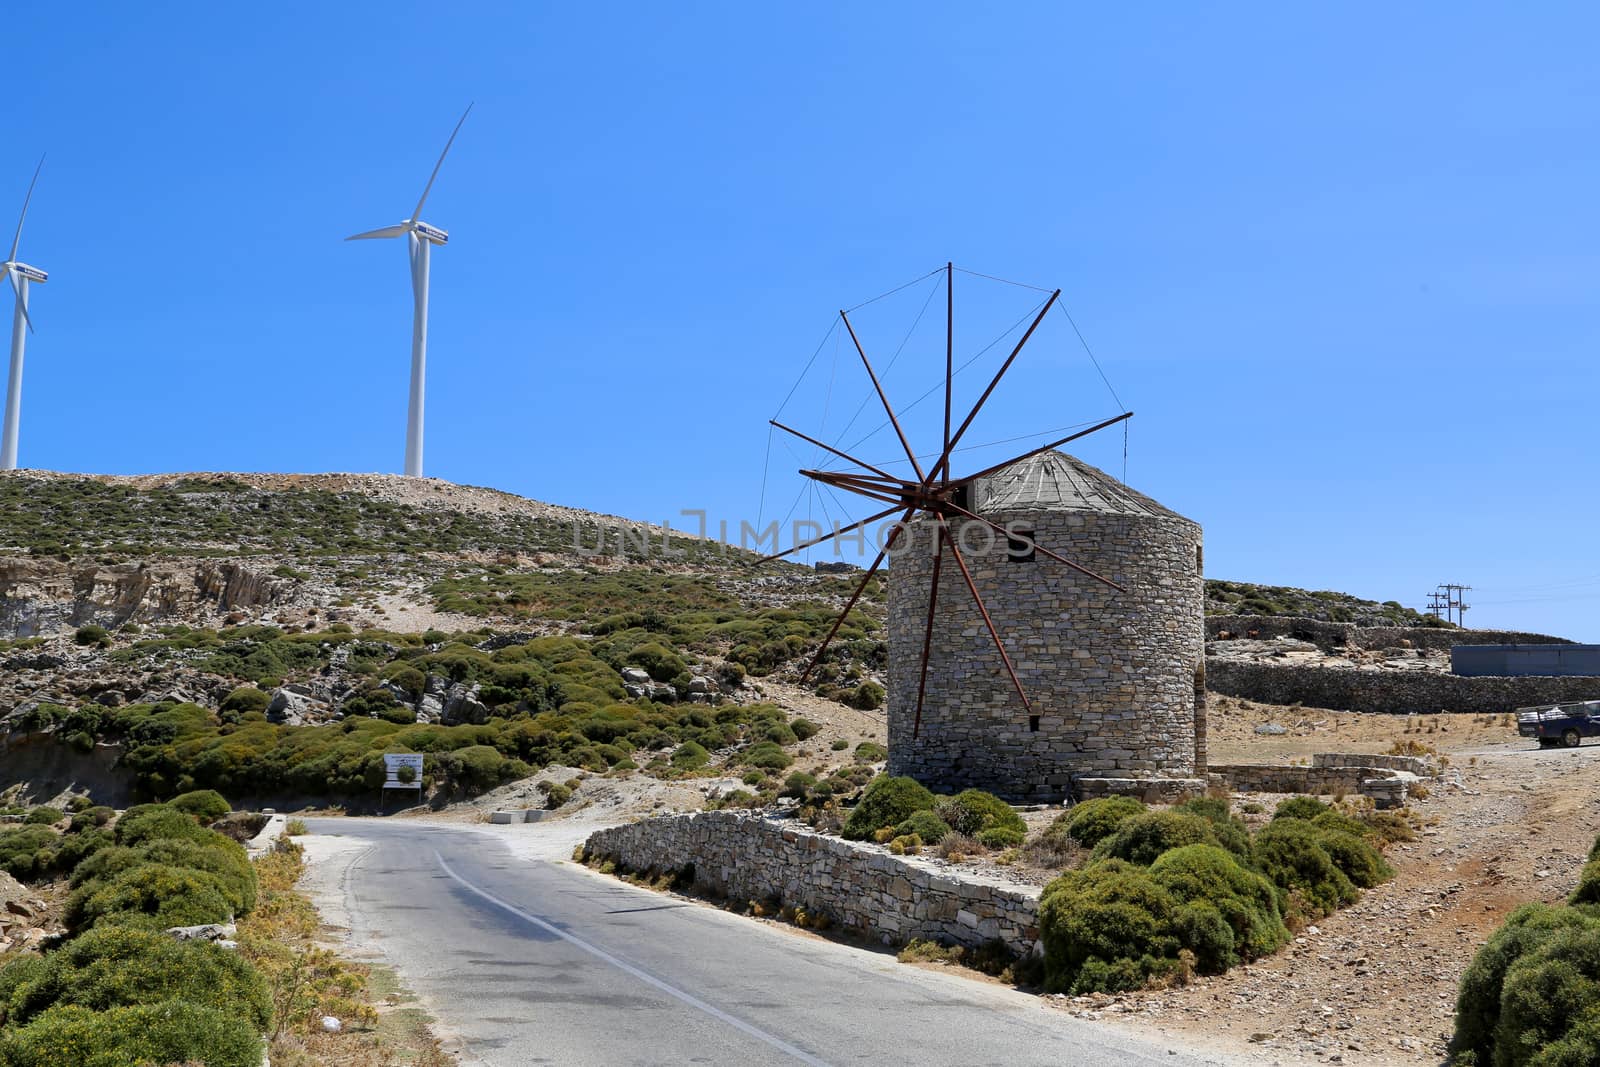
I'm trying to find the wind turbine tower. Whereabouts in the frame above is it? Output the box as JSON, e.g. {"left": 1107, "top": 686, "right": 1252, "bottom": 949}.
{"left": 1, "top": 157, "right": 47, "bottom": 472}
{"left": 346, "top": 105, "right": 472, "bottom": 478}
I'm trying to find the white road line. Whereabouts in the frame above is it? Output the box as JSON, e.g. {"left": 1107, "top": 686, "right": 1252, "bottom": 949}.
{"left": 433, "top": 850, "right": 833, "bottom": 1067}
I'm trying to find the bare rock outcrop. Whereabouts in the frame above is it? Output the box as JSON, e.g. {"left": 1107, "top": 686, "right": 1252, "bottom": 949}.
{"left": 0, "top": 557, "right": 294, "bottom": 639}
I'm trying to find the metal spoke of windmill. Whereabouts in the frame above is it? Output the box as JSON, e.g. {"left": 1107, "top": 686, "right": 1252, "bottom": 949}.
{"left": 1, "top": 156, "right": 49, "bottom": 473}
{"left": 346, "top": 104, "right": 472, "bottom": 478}
{"left": 762, "top": 262, "right": 1135, "bottom": 736}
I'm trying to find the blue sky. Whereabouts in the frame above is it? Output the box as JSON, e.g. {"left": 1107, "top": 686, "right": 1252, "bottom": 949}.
{"left": 8, "top": 4, "right": 1599, "bottom": 639}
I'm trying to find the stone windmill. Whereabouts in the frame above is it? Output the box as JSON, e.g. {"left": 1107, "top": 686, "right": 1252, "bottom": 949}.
{"left": 766, "top": 264, "right": 1205, "bottom": 802}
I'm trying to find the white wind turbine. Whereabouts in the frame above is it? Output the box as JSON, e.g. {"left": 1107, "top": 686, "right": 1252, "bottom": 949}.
{"left": 1, "top": 157, "right": 47, "bottom": 472}
{"left": 346, "top": 105, "right": 472, "bottom": 478}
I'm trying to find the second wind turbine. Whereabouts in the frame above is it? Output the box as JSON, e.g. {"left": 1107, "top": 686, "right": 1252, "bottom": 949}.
{"left": 347, "top": 105, "right": 471, "bottom": 478}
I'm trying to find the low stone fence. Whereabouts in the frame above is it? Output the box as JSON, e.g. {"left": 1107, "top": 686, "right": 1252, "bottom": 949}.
{"left": 1207, "top": 660, "right": 1600, "bottom": 715}
{"left": 1206, "top": 615, "right": 1567, "bottom": 654}
{"left": 582, "top": 812, "right": 1040, "bottom": 958}
{"left": 1207, "top": 753, "right": 1426, "bottom": 808}
{"left": 1311, "top": 752, "right": 1433, "bottom": 775}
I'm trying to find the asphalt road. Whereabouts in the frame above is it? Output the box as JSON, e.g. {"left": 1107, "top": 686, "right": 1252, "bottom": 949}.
{"left": 304, "top": 817, "right": 1224, "bottom": 1067}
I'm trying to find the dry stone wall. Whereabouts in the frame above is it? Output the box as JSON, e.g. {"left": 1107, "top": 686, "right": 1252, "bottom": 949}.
{"left": 888, "top": 509, "right": 1204, "bottom": 801}
{"left": 583, "top": 812, "right": 1040, "bottom": 957}
{"left": 1208, "top": 660, "right": 1600, "bottom": 715}
{"left": 1207, "top": 615, "right": 1567, "bottom": 654}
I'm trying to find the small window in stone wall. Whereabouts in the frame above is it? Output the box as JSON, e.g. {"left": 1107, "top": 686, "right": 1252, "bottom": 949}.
{"left": 1007, "top": 527, "right": 1036, "bottom": 564}
{"left": 1028, "top": 714, "right": 1040, "bottom": 732}
{"left": 1196, "top": 544, "right": 1204, "bottom": 573}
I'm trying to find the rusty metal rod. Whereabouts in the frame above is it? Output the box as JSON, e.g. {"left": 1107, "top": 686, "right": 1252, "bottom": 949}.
{"left": 798, "top": 472, "right": 909, "bottom": 509}
{"left": 798, "top": 508, "right": 917, "bottom": 684}
{"left": 958, "top": 411, "right": 1134, "bottom": 484}
{"left": 840, "top": 309, "right": 927, "bottom": 484}
{"left": 760, "top": 502, "right": 902, "bottom": 562}
{"left": 770, "top": 419, "right": 901, "bottom": 484}
{"left": 940, "top": 500, "right": 1126, "bottom": 593}
{"left": 935, "top": 513, "right": 1031, "bottom": 712}
{"left": 927, "top": 289, "right": 1059, "bottom": 485}
{"left": 943, "top": 261, "right": 953, "bottom": 488}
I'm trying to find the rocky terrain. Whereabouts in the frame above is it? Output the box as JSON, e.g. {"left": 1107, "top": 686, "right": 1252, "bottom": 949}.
{"left": 5, "top": 468, "right": 1584, "bottom": 1067}
{"left": 1205, "top": 579, "right": 1447, "bottom": 627}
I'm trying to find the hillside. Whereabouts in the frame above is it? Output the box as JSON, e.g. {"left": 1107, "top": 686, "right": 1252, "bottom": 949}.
{"left": 0, "top": 470, "right": 889, "bottom": 810}
{"left": 0, "top": 470, "right": 1448, "bottom": 812}
{"left": 1205, "top": 578, "right": 1448, "bottom": 628}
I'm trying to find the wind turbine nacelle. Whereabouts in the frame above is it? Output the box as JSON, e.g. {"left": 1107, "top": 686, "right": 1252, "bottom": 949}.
{"left": 412, "top": 221, "right": 449, "bottom": 245}
{"left": 11, "top": 264, "right": 46, "bottom": 283}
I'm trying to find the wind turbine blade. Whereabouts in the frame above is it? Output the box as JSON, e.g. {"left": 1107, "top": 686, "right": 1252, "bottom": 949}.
{"left": 7, "top": 270, "right": 33, "bottom": 334}
{"left": 409, "top": 103, "right": 472, "bottom": 223}
{"left": 9, "top": 155, "right": 43, "bottom": 263}
{"left": 345, "top": 225, "right": 409, "bottom": 241}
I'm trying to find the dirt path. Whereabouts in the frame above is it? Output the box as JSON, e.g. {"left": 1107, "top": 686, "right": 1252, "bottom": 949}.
{"left": 1069, "top": 737, "right": 1600, "bottom": 1065}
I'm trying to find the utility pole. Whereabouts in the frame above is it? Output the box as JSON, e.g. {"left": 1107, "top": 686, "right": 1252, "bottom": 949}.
{"left": 1436, "top": 583, "right": 1472, "bottom": 627}
{"left": 1426, "top": 589, "right": 1450, "bottom": 620}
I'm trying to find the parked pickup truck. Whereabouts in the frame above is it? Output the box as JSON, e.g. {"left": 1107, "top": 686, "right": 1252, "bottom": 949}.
{"left": 1517, "top": 701, "right": 1600, "bottom": 748}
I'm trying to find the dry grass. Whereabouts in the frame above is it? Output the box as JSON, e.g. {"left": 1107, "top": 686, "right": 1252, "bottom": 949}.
{"left": 239, "top": 843, "right": 450, "bottom": 1066}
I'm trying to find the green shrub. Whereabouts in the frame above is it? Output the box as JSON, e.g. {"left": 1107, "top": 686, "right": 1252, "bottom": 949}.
{"left": 1250, "top": 818, "right": 1358, "bottom": 919}
{"left": 1451, "top": 903, "right": 1600, "bottom": 1064}
{"left": 781, "top": 772, "right": 817, "bottom": 799}
{"left": 1093, "top": 811, "right": 1219, "bottom": 867}
{"left": 853, "top": 741, "right": 888, "bottom": 763}
{"left": 23, "top": 807, "right": 62, "bottom": 826}
{"left": 790, "top": 718, "right": 819, "bottom": 742}
{"left": 1494, "top": 925, "right": 1600, "bottom": 1067}
{"left": 218, "top": 686, "right": 271, "bottom": 717}
{"left": 70, "top": 807, "right": 115, "bottom": 832}
{"left": 739, "top": 742, "right": 793, "bottom": 771}
{"left": 1060, "top": 796, "right": 1145, "bottom": 848}
{"left": 1572, "top": 854, "right": 1600, "bottom": 906}
{"left": 0, "top": 827, "right": 63, "bottom": 882}
{"left": 1175, "top": 797, "right": 1252, "bottom": 859}
{"left": 1038, "top": 859, "right": 1182, "bottom": 994}
{"left": 842, "top": 776, "right": 935, "bottom": 840}
{"left": 831, "top": 738, "right": 849, "bottom": 751}
{"left": 626, "top": 643, "right": 688, "bottom": 683}
{"left": 74, "top": 624, "right": 110, "bottom": 647}
{"left": 114, "top": 807, "right": 213, "bottom": 848}
{"left": 895, "top": 810, "right": 952, "bottom": 845}
{"left": 70, "top": 864, "right": 237, "bottom": 932}
{"left": 168, "top": 790, "right": 231, "bottom": 824}
{"left": 1149, "top": 845, "right": 1290, "bottom": 964}
{"left": 848, "top": 681, "right": 885, "bottom": 710}
{"left": 1312, "top": 827, "right": 1392, "bottom": 889}
{"left": 1273, "top": 796, "right": 1329, "bottom": 822}
{"left": 544, "top": 784, "right": 572, "bottom": 809}
{"left": 73, "top": 836, "right": 255, "bottom": 917}
{"left": 0, "top": 1000, "right": 263, "bottom": 1067}
{"left": 762, "top": 722, "right": 799, "bottom": 746}
{"left": 670, "top": 742, "right": 709, "bottom": 771}
{"left": 935, "top": 790, "right": 1026, "bottom": 839}
{"left": 0, "top": 923, "right": 270, "bottom": 1030}
{"left": 977, "top": 826, "right": 1025, "bottom": 849}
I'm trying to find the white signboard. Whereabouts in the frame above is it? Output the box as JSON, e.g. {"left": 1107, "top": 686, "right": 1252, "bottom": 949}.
{"left": 383, "top": 753, "right": 425, "bottom": 790}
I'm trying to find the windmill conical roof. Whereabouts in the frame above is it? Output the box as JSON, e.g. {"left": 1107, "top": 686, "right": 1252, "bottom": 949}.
{"left": 969, "top": 449, "right": 1192, "bottom": 521}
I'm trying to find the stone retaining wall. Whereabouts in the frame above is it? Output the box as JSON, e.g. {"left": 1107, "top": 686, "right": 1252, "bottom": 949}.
{"left": 1208, "top": 660, "right": 1600, "bottom": 715}
{"left": 1206, "top": 615, "right": 1566, "bottom": 653}
{"left": 1311, "top": 753, "right": 1433, "bottom": 775}
{"left": 582, "top": 812, "right": 1040, "bottom": 957}
{"left": 1206, "top": 761, "right": 1413, "bottom": 808}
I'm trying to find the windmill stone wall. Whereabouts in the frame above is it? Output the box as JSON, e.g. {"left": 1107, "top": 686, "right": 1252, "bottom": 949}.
{"left": 886, "top": 451, "right": 1205, "bottom": 802}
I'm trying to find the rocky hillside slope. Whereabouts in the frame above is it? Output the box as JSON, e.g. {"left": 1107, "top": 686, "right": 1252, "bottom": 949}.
{"left": 1205, "top": 579, "right": 1446, "bottom": 627}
